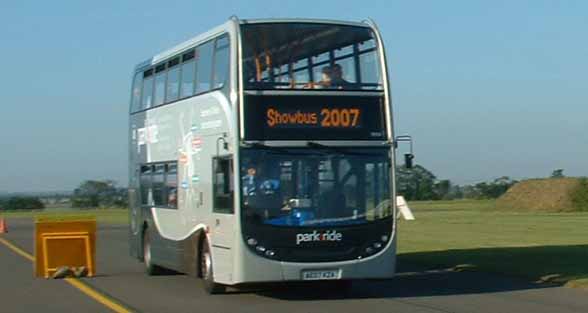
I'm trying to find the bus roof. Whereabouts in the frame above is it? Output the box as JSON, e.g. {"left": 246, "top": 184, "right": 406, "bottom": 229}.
{"left": 133, "top": 17, "right": 373, "bottom": 72}
{"left": 239, "top": 18, "right": 370, "bottom": 28}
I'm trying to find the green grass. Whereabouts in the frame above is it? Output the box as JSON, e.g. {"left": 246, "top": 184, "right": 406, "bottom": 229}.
{"left": 0, "top": 208, "right": 128, "bottom": 224}
{"left": 398, "top": 199, "right": 588, "bottom": 289}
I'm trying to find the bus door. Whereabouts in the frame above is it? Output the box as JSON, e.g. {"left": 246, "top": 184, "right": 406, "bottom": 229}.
{"left": 211, "top": 155, "right": 235, "bottom": 282}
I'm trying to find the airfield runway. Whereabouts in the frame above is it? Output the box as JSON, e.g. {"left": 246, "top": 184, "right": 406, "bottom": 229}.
{"left": 1, "top": 218, "right": 587, "bottom": 313}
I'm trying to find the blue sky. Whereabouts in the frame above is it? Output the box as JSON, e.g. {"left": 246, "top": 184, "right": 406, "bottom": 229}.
{"left": 0, "top": 0, "right": 586, "bottom": 192}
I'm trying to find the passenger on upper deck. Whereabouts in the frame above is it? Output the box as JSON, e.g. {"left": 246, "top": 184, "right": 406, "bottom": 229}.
{"left": 314, "top": 66, "right": 333, "bottom": 89}
{"left": 309, "top": 64, "right": 351, "bottom": 89}
{"left": 330, "top": 63, "right": 351, "bottom": 88}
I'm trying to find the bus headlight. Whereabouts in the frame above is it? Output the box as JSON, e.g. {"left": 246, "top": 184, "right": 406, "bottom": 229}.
{"left": 256, "top": 246, "right": 266, "bottom": 253}
{"left": 247, "top": 238, "right": 258, "bottom": 246}
{"left": 373, "top": 242, "right": 382, "bottom": 249}
{"left": 381, "top": 235, "right": 389, "bottom": 242}
{"left": 365, "top": 247, "right": 374, "bottom": 254}
{"left": 265, "top": 250, "right": 276, "bottom": 257}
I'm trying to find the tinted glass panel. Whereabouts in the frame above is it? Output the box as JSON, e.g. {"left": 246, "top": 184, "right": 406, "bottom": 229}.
{"left": 213, "top": 35, "right": 230, "bottom": 89}
{"left": 334, "top": 58, "right": 356, "bottom": 83}
{"left": 141, "top": 75, "right": 153, "bottom": 109}
{"left": 152, "top": 164, "right": 165, "bottom": 206}
{"left": 359, "top": 50, "right": 382, "bottom": 86}
{"left": 182, "top": 49, "right": 195, "bottom": 62}
{"left": 166, "top": 163, "right": 178, "bottom": 208}
{"left": 140, "top": 165, "right": 152, "bottom": 205}
{"left": 240, "top": 148, "right": 391, "bottom": 227}
{"left": 242, "top": 23, "right": 383, "bottom": 90}
{"left": 131, "top": 72, "right": 142, "bottom": 112}
{"left": 213, "top": 157, "right": 234, "bottom": 214}
{"left": 359, "top": 38, "right": 376, "bottom": 51}
{"left": 154, "top": 72, "right": 166, "bottom": 106}
{"left": 180, "top": 60, "right": 195, "bottom": 98}
{"left": 166, "top": 65, "right": 180, "bottom": 102}
{"left": 195, "top": 41, "right": 214, "bottom": 93}
{"left": 335, "top": 44, "right": 354, "bottom": 58}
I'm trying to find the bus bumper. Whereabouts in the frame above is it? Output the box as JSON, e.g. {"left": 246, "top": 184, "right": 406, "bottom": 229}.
{"left": 232, "top": 238, "right": 396, "bottom": 284}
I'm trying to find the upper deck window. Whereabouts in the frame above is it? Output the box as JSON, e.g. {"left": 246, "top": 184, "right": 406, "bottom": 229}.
{"left": 166, "top": 57, "right": 180, "bottom": 102}
{"left": 141, "top": 69, "right": 154, "bottom": 109}
{"left": 242, "top": 23, "right": 383, "bottom": 91}
{"left": 154, "top": 64, "right": 166, "bottom": 106}
{"left": 212, "top": 35, "right": 230, "bottom": 89}
{"left": 195, "top": 41, "right": 214, "bottom": 93}
{"left": 130, "top": 72, "right": 142, "bottom": 112}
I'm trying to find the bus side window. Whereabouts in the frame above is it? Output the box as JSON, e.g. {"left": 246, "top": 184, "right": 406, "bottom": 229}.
{"left": 195, "top": 41, "right": 214, "bottom": 94}
{"left": 180, "top": 49, "right": 196, "bottom": 98}
{"left": 213, "top": 157, "right": 234, "bottom": 214}
{"left": 166, "top": 163, "right": 178, "bottom": 209}
{"left": 152, "top": 164, "right": 166, "bottom": 206}
{"left": 154, "top": 63, "right": 166, "bottom": 106}
{"left": 130, "top": 72, "right": 142, "bottom": 112}
{"left": 140, "top": 165, "right": 153, "bottom": 206}
{"left": 166, "top": 57, "right": 180, "bottom": 102}
{"left": 358, "top": 39, "right": 382, "bottom": 89}
{"left": 212, "top": 35, "right": 230, "bottom": 89}
{"left": 141, "top": 69, "right": 154, "bottom": 109}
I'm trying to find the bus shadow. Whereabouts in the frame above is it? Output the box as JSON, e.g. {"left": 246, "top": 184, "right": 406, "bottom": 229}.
{"left": 253, "top": 245, "right": 588, "bottom": 300}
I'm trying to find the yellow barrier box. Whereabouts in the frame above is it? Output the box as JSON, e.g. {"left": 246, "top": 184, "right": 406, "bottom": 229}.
{"left": 35, "top": 219, "right": 96, "bottom": 278}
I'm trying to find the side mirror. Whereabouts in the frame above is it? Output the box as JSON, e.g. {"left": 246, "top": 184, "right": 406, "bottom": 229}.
{"left": 404, "top": 153, "right": 414, "bottom": 169}
{"left": 396, "top": 135, "right": 414, "bottom": 169}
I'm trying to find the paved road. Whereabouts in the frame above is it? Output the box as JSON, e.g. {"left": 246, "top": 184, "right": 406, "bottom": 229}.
{"left": 1, "top": 218, "right": 587, "bottom": 313}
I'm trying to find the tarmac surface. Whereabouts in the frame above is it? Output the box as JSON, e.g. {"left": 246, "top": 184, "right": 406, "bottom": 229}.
{"left": 1, "top": 218, "right": 587, "bottom": 313}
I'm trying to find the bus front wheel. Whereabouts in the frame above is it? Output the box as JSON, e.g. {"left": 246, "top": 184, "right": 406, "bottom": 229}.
{"left": 200, "top": 240, "right": 225, "bottom": 294}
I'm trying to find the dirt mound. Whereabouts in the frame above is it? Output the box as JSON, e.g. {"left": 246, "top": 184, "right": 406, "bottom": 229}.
{"left": 496, "top": 178, "right": 583, "bottom": 212}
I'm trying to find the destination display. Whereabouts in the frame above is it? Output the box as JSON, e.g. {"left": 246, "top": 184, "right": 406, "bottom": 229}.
{"left": 266, "top": 107, "right": 362, "bottom": 129}
{"left": 244, "top": 95, "right": 386, "bottom": 141}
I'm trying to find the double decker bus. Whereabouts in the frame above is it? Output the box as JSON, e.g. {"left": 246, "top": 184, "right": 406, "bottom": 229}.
{"left": 128, "top": 17, "right": 406, "bottom": 294}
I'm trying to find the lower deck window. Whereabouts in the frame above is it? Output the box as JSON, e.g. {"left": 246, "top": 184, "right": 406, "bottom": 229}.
{"left": 213, "top": 157, "right": 234, "bottom": 214}
{"left": 139, "top": 161, "right": 178, "bottom": 209}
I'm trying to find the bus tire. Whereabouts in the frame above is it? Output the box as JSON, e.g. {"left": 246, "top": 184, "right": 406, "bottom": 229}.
{"left": 200, "top": 240, "right": 225, "bottom": 294}
{"left": 143, "top": 230, "right": 163, "bottom": 275}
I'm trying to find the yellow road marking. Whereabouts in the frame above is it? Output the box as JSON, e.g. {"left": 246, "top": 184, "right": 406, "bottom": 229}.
{"left": 0, "top": 236, "right": 132, "bottom": 313}
{"left": 64, "top": 278, "right": 132, "bottom": 313}
{"left": 0, "top": 237, "right": 34, "bottom": 261}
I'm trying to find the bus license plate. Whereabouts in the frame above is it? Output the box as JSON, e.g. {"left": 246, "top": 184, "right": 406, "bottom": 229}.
{"left": 301, "top": 269, "right": 340, "bottom": 280}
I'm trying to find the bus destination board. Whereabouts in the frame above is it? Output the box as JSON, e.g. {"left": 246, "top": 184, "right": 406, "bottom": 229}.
{"left": 266, "top": 107, "right": 362, "bottom": 129}
{"left": 244, "top": 95, "right": 386, "bottom": 141}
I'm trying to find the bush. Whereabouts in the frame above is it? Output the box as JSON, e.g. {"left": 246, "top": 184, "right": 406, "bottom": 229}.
{"left": 570, "top": 178, "right": 588, "bottom": 211}
{"left": 3, "top": 197, "right": 45, "bottom": 211}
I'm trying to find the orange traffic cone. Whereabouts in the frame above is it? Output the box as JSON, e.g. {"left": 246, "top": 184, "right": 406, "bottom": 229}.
{"left": 0, "top": 218, "right": 7, "bottom": 233}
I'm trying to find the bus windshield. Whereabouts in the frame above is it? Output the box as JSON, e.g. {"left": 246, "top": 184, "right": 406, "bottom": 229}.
{"left": 241, "top": 23, "right": 383, "bottom": 91}
{"left": 240, "top": 148, "right": 392, "bottom": 227}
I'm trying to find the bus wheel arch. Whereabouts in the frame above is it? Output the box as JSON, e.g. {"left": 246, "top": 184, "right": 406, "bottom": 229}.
{"left": 198, "top": 235, "right": 225, "bottom": 294}
{"left": 142, "top": 225, "right": 163, "bottom": 275}
{"left": 139, "top": 221, "right": 149, "bottom": 262}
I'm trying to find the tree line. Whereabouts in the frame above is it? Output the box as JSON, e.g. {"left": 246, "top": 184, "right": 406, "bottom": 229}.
{"left": 397, "top": 165, "right": 517, "bottom": 201}
{"left": 0, "top": 167, "right": 577, "bottom": 210}
{"left": 397, "top": 167, "right": 576, "bottom": 201}
{"left": 0, "top": 180, "right": 128, "bottom": 211}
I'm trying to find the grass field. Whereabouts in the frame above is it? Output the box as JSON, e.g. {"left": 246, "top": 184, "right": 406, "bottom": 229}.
{"left": 399, "top": 199, "right": 588, "bottom": 288}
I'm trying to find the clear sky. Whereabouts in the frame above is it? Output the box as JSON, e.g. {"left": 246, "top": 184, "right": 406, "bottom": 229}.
{"left": 0, "top": 0, "right": 586, "bottom": 192}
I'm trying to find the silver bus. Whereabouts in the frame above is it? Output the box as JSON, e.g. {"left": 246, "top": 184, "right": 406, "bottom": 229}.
{"left": 128, "top": 17, "right": 408, "bottom": 294}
